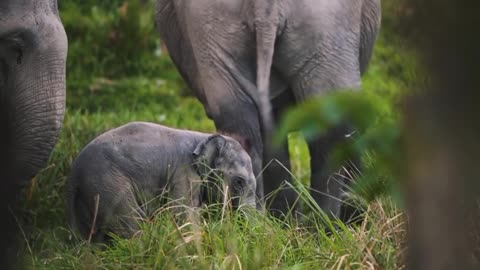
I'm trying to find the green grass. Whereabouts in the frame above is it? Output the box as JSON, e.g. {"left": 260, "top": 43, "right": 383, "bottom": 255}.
{"left": 16, "top": 1, "right": 414, "bottom": 268}
{"left": 25, "top": 199, "right": 405, "bottom": 269}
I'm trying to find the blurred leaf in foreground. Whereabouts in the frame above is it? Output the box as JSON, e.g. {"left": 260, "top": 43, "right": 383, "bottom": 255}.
{"left": 275, "top": 92, "right": 404, "bottom": 204}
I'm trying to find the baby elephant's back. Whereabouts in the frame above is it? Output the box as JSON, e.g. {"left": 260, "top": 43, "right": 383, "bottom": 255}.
{"left": 71, "top": 122, "right": 207, "bottom": 190}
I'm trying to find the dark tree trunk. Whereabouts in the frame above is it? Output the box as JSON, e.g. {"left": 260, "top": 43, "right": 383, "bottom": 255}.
{"left": 400, "top": 0, "right": 480, "bottom": 269}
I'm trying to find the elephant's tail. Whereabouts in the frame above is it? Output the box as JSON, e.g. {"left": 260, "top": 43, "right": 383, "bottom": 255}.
{"left": 254, "top": 1, "right": 280, "bottom": 141}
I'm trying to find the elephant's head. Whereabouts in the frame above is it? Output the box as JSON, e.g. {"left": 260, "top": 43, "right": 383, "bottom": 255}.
{"left": 193, "top": 134, "right": 257, "bottom": 208}
{"left": 0, "top": 0, "right": 67, "bottom": 186}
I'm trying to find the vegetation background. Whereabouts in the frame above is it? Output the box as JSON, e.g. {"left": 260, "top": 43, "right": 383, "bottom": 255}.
{"left": 20, "top": 0, "right": 417, "bottom": 268}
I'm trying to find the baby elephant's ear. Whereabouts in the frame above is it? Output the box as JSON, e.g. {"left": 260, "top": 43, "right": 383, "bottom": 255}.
{"left": 193, "top": 134, "right": 227, "bottom": 167}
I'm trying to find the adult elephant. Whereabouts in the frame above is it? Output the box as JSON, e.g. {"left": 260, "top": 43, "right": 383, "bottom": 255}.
{"left": 0, "top": 0, "right": 67, "bottom": 267}
{"left": 155, "top": 0, "right": 381, "bottom": 218}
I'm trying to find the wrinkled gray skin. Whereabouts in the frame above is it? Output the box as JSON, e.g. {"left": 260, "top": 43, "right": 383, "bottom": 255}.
{"left": 155, "top": 0, "right": 381, "bottom": 218}
{"left": 67, "top": 122, "right": 256, "bottom": 242}
{"left": 0, "top": 1, "right": 66, "bottom": 267}
{"left": 0, "top": 0, "right": 67, "bottom": 186}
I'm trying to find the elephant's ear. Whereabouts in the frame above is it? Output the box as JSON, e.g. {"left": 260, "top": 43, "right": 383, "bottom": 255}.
{"left": 219, "top": 132, "right": 251, "bottom": 154}
{"left": 192, "top": 134, "right": 227, "bottom": 175}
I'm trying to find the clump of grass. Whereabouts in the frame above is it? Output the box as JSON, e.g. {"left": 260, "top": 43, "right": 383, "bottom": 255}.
{"left": 25, "top": 190, "right": 405, "bottom": 269}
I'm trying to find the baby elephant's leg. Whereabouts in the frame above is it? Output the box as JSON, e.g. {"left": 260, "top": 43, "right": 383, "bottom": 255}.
{"left": 94, "top": 180, "right": 146, "bottom": 241}
{"left": 108, "top": 191, "right": 145, "bottom": 239}
{"left": 169, "top": 175, "right": 203, "bottom": 225}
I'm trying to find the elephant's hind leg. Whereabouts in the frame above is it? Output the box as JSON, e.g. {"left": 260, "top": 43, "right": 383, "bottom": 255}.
{"left": 107, "top": 186, "right": 145, "bottom": 240}
{"left": 263, "top": 89, "right": 300, "bottom": 218}
{"left": 94, "top": 174, "right": 145, "bottom": 241}
{"left": 209, "top": 98, "right": 265, "bottom": 209}
{"left": 275, "top": 42, "right": 363, "bottom": 220}
{"left": 307, "top": 124, "right": 359, "bottom": 220}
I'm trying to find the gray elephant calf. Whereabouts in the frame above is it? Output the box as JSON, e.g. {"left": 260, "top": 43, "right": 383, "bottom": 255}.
{"left": 67, "top": 122, "right": 256, "bottom": 242}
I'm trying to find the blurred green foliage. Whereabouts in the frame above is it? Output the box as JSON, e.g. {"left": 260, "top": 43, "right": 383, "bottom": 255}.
{"left": 60, "top": 0, "right": 188, "bottom": 103}
{"left": 277, "top": 92, "right": 405, "bottom": 204}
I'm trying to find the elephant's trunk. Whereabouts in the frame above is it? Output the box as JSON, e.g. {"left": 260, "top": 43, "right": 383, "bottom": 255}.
{"left": 7, "top": 20, "right": 68, "bottom": 186}
{"left": 0, "top": 3, "right": 68, "bottom": 268}
{"left": 11, "top": 55, "right": 66, "bottom": 186}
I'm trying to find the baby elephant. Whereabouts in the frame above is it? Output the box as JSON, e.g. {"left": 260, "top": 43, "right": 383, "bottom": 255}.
{"left": 67, "top": 122, "right": 256, "bottom": 242}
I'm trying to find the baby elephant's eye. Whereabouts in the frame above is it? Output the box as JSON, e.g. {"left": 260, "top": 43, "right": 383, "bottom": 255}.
{"left": 232, "top": 176, "right": 246, "bottom": 193}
